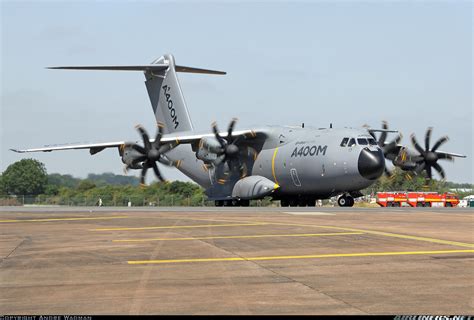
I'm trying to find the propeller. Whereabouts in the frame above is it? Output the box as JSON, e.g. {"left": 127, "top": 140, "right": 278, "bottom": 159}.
{"left": 210, "top": 118, "right": 254, "bottom": 182}
{"left": 371, "top": 121, "right": 403, "bottom": 177}
{"left": 124, "top": 123, "right": 177, "bottom": 185}
{"left": 410, "top": 127, "right": 455, "bottom": 180}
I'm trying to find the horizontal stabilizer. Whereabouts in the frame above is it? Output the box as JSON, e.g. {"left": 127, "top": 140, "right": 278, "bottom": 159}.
{"left": 47, "top": 65, "right": 168, "bottom": 71}
{"left": 47, "top": 65, "right": 226, "bottom": 75}
{"left": 368, "top": 129, "right": 398, "bottom": 134}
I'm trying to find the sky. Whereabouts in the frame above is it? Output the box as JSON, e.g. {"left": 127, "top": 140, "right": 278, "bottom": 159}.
{"left": 1, "top": 1, "right": 472, "bottom": 183}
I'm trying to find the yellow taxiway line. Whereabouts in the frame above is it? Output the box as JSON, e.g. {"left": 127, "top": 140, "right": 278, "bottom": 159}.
{"left": 113, "top": 232, "right": 364, "bottom": 242}
{"left": 181, "top": 218, "right": 474, "bottom": 249}
{"left": 128, "top": 249, "right": 474, "bottom": 265}
{"left": 0, "top": 216, "right": 129, "bottom": 223}
{"left": 91, "top": 222, "right": 268, "bottom": 232}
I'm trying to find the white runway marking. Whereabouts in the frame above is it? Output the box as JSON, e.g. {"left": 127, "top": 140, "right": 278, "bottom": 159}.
{"left": 283, "top": 211, "right": 336, "bottom": 216}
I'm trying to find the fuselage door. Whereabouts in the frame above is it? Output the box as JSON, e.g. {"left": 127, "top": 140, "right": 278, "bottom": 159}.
{"left": 290, "top": 168, "right": 302, "bottom": 187}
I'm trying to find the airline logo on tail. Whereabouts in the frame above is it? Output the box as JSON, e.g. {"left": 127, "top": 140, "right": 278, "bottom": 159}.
{"left": 162, "top": 85, "right": 179, "bottom": 129}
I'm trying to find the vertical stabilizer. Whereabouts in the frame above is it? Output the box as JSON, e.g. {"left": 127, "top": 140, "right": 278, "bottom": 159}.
{"left": 144, "top": 54, "right": 193, "bottom": 133}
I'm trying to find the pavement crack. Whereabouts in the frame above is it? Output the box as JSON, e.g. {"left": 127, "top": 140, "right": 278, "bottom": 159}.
{"left": 1, "top": 236, "right": 31, "bottom": 263}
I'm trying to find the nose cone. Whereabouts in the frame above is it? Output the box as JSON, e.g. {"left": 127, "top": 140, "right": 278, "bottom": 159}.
{"left": 358, "top": 148, "right": 385, "bottom": 180}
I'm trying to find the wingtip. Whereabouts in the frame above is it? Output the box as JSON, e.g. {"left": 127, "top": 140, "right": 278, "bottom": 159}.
{"left": 9, "top": 148, "right": 22, "bottom": 153}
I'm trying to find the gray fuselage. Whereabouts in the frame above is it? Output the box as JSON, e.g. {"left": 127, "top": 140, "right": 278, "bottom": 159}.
{"left": 166, "top": 125, "right": 385, "bottom": 200}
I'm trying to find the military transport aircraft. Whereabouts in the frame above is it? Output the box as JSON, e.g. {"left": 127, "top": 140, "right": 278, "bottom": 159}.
{"left": 11, "top": 54, "right": 466, "bottom": 207}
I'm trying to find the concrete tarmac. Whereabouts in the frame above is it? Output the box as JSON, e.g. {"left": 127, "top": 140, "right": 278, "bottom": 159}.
{"left": 1, "top": 206, "right": 473, "bottom": 314}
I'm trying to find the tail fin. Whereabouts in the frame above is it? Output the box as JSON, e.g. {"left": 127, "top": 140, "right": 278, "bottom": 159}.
{"left": 48, "top": 54, "right": 226, "bottom": 133}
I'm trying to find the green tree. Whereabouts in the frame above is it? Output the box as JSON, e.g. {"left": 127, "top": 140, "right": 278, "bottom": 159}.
{"left": 76, "top": 180, "right": 96, "bottom": 192}
{"left": 2, "top": 159, "right": 48, "bottom": 195}
{"left": 0, "top": 174, "right": 6, "bottom": 194}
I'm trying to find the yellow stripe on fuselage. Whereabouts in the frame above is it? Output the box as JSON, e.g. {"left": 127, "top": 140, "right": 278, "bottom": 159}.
{"left": 272, "top": 147, "right": 279, "bottom": 185}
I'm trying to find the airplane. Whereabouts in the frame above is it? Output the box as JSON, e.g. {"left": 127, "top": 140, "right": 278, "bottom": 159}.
{"left": 10, "top": 54, "right": 466, "bottom": 207}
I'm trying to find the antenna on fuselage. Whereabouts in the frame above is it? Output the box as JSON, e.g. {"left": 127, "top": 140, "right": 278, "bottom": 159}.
{"left": 330, "top": 123, "right": 333, "bottom": 128}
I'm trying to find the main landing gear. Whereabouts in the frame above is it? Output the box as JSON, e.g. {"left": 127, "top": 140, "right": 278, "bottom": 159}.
{"left": 337, "top": 195, "right": 354, "bottom": 207}
{"left": 280, "top": 197, "right": 316, "bottom": 207}
{"left": 215, "top": 199, "right": 250, "bottom": 207}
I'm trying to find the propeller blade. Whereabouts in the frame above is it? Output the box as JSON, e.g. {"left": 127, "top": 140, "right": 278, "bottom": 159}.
{"left": 227, "top": 118, "right": 237, "bottom": 141}
{"left": 140, "top": 163, "right": 149, "bottom": 185}
{"left": 410, "top": 134, "right": 425, "bottom": 155}
{"left": 212, "top": 121, "right": 226, "bottom": 149}
{"left": 151, "top": 161, "right": 164, "bottom": 182}
{"left": 130, "top": 144, "right": 147, "bottom": 155}
{"left": 136, "top": 125, "right": 151, "bottom": 150}
{"left": 432, "top": 162, "right": 445, "bottom": 180}
{"left": 152, "top": 124, "right": 164, "bottom": 148}
{"left": 411, "top": 155, "right": 425, "bottom": 163}
{"left": 240, "top": 162, "right": 248, "bottom": 178}
{"left": 426, "top": 165, "right": 432, "bottom": 180}
{"left": 436, "top": 152, "right": 454, "bottom": 161}
{"left": 425, "top": 127, "right": 432, "bottom": 152}
{"left": 378, "top": 121, "right": 388, "bottom": 147}
{"left": 395, "top": 133, "right": 403, "bottom": 144}
{"left": 431, "top": 136, "right": 449, "bottom": 152}
{"left": 248, "top": 146, "right": 258, "bottom": 161}
{"left": 158, "top": 143, "right": 174, "bottom": 154}
{"left": 415, "top": 162, "right": 426, "bottom": 174}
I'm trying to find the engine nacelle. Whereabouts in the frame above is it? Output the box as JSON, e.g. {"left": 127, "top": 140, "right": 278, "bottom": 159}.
{"left": 196, "top": 137, "right": 223, "bottom": 163}
{"left": 120, "top": 146, "right": 143, "bottom": 169}
{"left": 232, "top": 176, "right": 279, "bottom": 200}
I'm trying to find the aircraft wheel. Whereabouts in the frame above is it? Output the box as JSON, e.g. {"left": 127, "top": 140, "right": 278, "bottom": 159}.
{"left": 347, "top": 196, "right": 354, "bottom": 207}
{"left": 215, "top": 200, "right": 224, "bottom": 207}
{"left": 240, "top": 199, "right": 250, "bottom": 207}
{"left": 307, "top": 199, "right": 316, "bottom": 207}
{"left": 424, "top": 202, "right": 431, "bottom": 207}
{"left": 224, "top": 200, "right": 234, "bottom": 207}
{"left": 337, "top": 196, "right": 347, "bottom": 207}
{"left": 280, "top": 199, "right": 289, "bottom": 207}
{"left": 416, "top": 202, "right": 423, "bottom": 207}
{"left": 297, "top": 198, "right": 307, "bottom": 207}
{"left": 289, "top": 198, "right": 298, "bottom": 207}
{"left": 446, "top": 202, "right": 452, "bottom": 207}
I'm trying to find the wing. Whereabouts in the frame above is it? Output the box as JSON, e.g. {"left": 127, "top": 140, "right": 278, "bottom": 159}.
{"left": 10, "top": 129, "right": 266, "bottom": 154}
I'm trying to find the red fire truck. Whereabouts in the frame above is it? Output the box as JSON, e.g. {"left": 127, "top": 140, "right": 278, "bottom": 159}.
{"left": 376, "top": 191, "right": 460, "bottom": 207}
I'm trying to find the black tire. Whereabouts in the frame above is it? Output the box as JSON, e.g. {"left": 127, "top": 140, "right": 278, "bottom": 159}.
{"left": 424, "top": 202, "right": 430, "bottom": 207}
{"left": 307, "top": 199, "right": 316, "bottom": 207}
{"left": 297, "top": 198, "right": 307, "bottom": 207}
{"left": 347, "top": 196, "right": 354, "bottom": 207}
{"left": 215, "top": 200, "right": 224, "bottom": 207}
{"left": 445, "top": 202, "right": 452, "bottom": 207}
{"left": 280, "top": 199, "right": 289, "bottom": 207}
{"left": 224, "top": 200, "right": 234, "bottom": 207}
{"left": 289, "top": 198, "right": 298, "bottom": 207}
{"left": 416, "top": 202, "right": 423, "bottom": 207}
{"left": 338, "top": 196, "right": 347, "bottom": 207}
{"left": 240, "top": 199, "right": 250, "bottom": 207}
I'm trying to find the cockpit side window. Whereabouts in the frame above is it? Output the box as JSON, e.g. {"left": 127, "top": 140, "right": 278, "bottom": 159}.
{"left": 368, "top": 138, "right": 377, "bottom": 146}
{"left": 340, "top": 137, "right": 349, "bottom": 147}
{"left": 357, "top": 138, "right": 368, "bottom": 145}
{"left": 348, "top": 138, "right": 356, "bottom": 147}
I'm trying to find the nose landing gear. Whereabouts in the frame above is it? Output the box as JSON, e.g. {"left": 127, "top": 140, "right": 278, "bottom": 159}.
{"left": 337, "top": 195, "right": 354, "bottom": 207}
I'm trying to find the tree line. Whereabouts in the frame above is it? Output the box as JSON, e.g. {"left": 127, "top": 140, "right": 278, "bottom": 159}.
{"left": 0, "top": 159, "right": 206, "bottom": 206}
{"left": 0, "top": 159, "right": 472, "bottom": 206}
